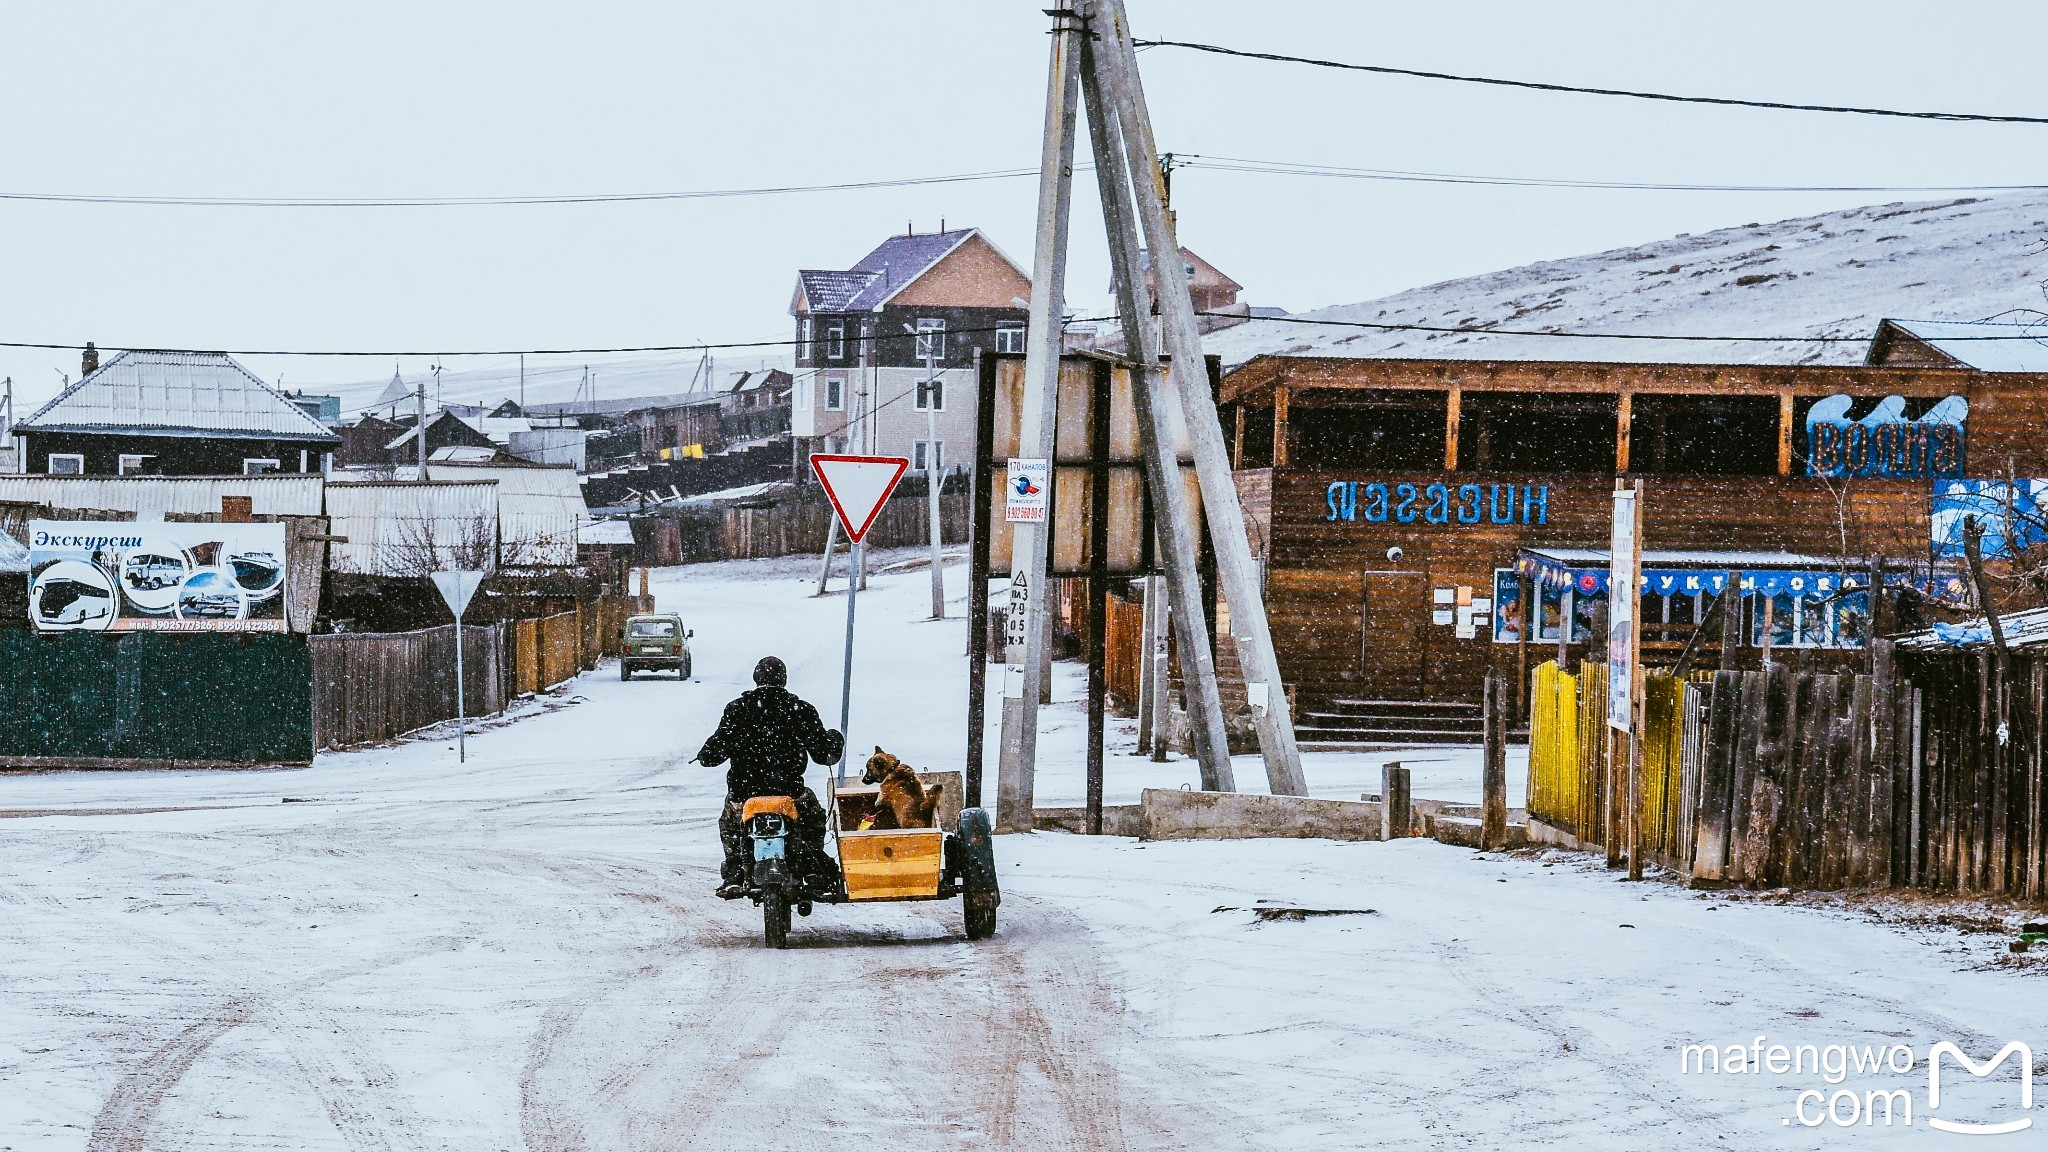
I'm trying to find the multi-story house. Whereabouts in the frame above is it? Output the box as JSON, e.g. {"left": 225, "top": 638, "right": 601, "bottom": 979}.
{"left": 790, "top": 226, "right": 1030, "bottom": 475}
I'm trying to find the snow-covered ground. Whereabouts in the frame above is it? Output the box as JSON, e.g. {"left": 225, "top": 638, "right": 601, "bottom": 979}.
{"left": 1206, "top": 192, "right": 2048, "bottom": 367}
{"left": 1, "top": 554, "right": 2042, "bottom": 1149}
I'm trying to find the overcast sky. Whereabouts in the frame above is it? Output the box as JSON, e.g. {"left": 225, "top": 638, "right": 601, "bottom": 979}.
{"left": 5, "top": 1, "right": 2048, "bottom": 411}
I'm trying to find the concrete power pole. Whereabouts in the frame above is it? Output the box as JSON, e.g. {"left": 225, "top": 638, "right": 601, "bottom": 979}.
{"left": 993, "top": 3, "right": 1086, "bottom": 832}
{"left": 415, "top": 370, "right": 428, "bottom": 476}
{"left": 1092, "top": 0, "right": 1305, "bottom": 794}
{"left": 914, "top": 335, "right": 946, "bottom": 619}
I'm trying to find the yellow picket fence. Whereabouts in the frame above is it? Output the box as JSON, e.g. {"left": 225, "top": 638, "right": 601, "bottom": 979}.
{"left": 1527, "top": 659, "right": 1694, "bottom": 861}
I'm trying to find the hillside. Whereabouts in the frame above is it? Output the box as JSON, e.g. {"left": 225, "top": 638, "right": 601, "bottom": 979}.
{"left": 1204, "top": 194, "right": 2048, "bottom": 368}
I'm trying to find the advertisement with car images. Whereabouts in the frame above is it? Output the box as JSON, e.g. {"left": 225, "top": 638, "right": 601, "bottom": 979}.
{"left": 27, "top": 520, "right": 289, "bottom": 633}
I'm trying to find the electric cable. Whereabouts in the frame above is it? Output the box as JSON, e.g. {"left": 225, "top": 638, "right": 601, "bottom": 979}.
{"left": 1134, "top": 39, "right": 2048, "bottom": 125}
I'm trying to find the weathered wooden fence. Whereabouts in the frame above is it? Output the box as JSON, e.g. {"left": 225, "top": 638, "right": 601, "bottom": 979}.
{"left": 1522, "top": 642, "right": 2048, "bottom": 899}
{"left": 1103, "top": 587, "right": 1144, "bottom": 715}
{"left": 311, "top": 623, "right": 507, "bottom": 750}
{"left": 636, "top": 491, "right": 971, "bottom": 564}
{"left": 509, "top": 611, "right": 583, "bottom": 696}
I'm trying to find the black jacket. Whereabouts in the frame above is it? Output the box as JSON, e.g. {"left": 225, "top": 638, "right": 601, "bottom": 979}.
{"left": 697, "top": 685, "right": 844, "bottom": 801}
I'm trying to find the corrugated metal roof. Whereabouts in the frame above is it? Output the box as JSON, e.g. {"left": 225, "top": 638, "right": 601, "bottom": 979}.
{"left": 424, "top": 462, "right": 586, "bottom": 567}
{"left": 579, "top": 519, "right": 636, "bottom": 546}
{"left": 20, "top": 350, "right": 339, "bottom": 439}
{"left": 324, "top": 480, "right": 500, "bottom": 576}
{"left": 0, "top": 474, "right": 325, "bottom": 517}
{"left": 1877, "top": 318, "right": 2048, "bottom": 372}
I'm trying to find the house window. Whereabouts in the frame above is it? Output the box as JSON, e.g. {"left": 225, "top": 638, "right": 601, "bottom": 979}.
{"left": 915, "top": 318, "right": 946, "bottom": 361}
{"left": 913, "top": 440, "right": 944, "bottom": 472}
{"left": 243, "top": 458, "right": 281, "bottom": 475}
{"left": 793, "top": 380, "right": 812, "bottom": 411}
{"left": 995, "top": 322, "right": 1026, "bottom": 354}
{"left": 799, "top": 318, "right": 812, "bottom": 361}
{"left": 47, "top": 453, "right": 84, "bottom": 475}
{"left": 827, "top": 321, "right": 846, "bottom": 360}
{"left": 824, "top": 376, "right": 844, "bottom": 411}
{"left": 915, "top": 376, "right": 945, "bottom": 412}
{"left": 118, "top": 454, "right": 154, "bottom": 475}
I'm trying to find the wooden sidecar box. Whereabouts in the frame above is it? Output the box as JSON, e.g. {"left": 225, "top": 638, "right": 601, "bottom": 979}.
{"left": 834, "top": 784, "right": 949, "bottom": 901}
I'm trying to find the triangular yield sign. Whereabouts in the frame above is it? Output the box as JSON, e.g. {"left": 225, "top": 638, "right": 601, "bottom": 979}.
{"left": 432, "top": 569, "right": 487, "bottom": 620}
{"left": 811, "top": 454, "right": 911, "bottom": 543}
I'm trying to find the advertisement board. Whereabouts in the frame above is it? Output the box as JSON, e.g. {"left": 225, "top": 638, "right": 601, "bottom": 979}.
{"left": 27, "top": 520, "right": 289, "bottom": 633}
{"left": 1606, "top": 487, "right": 1639, "bottom": 732}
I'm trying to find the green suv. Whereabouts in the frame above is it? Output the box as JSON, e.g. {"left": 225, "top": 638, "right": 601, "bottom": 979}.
{"left": 621, "top": 613, "right": 692, "bottom": 680}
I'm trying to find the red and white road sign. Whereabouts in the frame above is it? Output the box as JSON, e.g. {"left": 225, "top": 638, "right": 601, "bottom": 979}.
{"left": 810, "top": 454, "right": 911, "bottom": 543}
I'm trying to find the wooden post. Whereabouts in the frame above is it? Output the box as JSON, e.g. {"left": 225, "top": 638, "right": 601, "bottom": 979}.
{"left": 1720, "top": 569, "right": 1743, "bottom": 670}
{"left": 1232, "top": 403, "right": 1245, "bottom": 469}
{"left": 965, "top": 350, "right": 998, "bottom": 809}
{"left": 993, "top": 2, "right": 1087, "bottom": 833}
{"left": 1516, "top": 570, "right": 1535, "bottom": 721}
{"left": 1272, "top": 385, "right": 1289, "bottom": 468}
{"left": 1086, "top": 356, "right": 1112, "bottom": 835}
{"left": 1614, "top": 391, "right": 1632, "bottom": 473}
{"left": 1777, "top": 391, "right": 1795, "bottom": 476}
{"left": 1382, "top": 762, "right": 1411, "bottom": 840}
{"left": 1079, "top": 33, "right": 1234, "bottom": 790}
{"left": 1444, "top": 386, "right": 1462, "bottom": 471}
{"left": 1482, "top": 668, "right": 1508, "bottom": 849}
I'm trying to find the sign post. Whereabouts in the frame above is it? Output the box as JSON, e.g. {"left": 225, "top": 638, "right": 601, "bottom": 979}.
{"left": 810, "top": 454, "right": 911, "bottom": 784}
{"left": 431, "top": 569, "right": 487, "bottom": 763}
{"left": 1606, "top": 481, "right": 1644, "bottom": 877}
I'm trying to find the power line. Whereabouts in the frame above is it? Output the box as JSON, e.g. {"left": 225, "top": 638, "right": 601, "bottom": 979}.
{"left": 1206, "top": 311, "right": 2048, "bottom": 344}
{"left": 1134, "top": 39, "right": 2048, "bottom": 126}
{"left": 1177, "top": 155, "right": 2048, "bottom": 196}
{"left": 0, "top": 167, "right": 1042, "bottom": 208}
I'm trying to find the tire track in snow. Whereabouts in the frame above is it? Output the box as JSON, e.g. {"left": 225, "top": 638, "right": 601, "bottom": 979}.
{"left": 86, "top": 996, "right": 259, "bottom": 1152}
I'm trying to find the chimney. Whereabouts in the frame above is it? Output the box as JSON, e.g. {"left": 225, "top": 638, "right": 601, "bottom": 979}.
{"left": 80, "top": 341, "right": 99, "bottom": 378}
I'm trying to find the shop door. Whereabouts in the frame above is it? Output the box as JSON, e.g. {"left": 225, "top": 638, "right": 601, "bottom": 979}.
{"left": 1359, "top": 570, "right": 1429, "bottom": 699}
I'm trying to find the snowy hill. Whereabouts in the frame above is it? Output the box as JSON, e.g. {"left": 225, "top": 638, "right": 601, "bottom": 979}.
{"left": 1205, "top": 194, "right": 2048, "bottom": 368}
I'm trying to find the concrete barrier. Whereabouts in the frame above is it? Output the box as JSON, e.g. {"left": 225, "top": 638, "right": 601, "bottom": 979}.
{"left": 1032, "top": 805, "right": 1145, "bottom": 837}
{"left": 1138, "top": 788, "right": 1385, "bottom": 842}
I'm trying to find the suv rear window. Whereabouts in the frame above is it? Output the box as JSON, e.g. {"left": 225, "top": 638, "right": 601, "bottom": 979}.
{"left": 629, "top": 620, "right": 677, "bottom": 638}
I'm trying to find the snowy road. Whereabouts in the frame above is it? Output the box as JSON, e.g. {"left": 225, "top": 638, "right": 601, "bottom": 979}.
{"left": 2, "top": 554, "right": 2043, "bottom": 1149}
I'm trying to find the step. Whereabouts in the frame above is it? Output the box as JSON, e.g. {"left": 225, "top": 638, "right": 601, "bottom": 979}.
{"left": 1304, "top": 711, "right": 1483, "bottom": 732}
{"left": 1325, "top": 699, "right": 1482, "bottom": 712}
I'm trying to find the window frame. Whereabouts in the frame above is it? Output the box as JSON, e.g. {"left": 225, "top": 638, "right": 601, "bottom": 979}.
{"left": 914, "top": 375, "right": 946, "bottom": 412}
{"left": 995, "top": 322, "right": 1026, "bottom": 355}
{"left": 913, "top": 439, "right": 945, "bottom": 473}
{"left": 242, "top": 458, "right": 281, "bottom": 476}
{"left": 47, "top": 452, "right": 84, "bottom": 475}
{"left": 823, "top": 376, "right": 844, "bottom": 412}
{"left": 914, "top": 317, "right": 946, "bottom": 362}
{"left": 117, "top": 453, "right": 153, "bottom": 476}
{"left": 826, "top": 321, "right": 846, "bottom": 361}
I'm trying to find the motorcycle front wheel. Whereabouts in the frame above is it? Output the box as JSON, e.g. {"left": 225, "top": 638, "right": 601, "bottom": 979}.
{"left": 763, "top": 890, "right": 791, "bottom": 949}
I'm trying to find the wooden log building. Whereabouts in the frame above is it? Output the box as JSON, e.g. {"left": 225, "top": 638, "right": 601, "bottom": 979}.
{"left": 1218, "top": 354, "right": 2040, "bottom": 742}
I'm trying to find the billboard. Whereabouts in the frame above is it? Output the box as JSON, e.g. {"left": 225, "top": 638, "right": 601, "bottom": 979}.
{"left": 27, "top": 520, "right": 288, "bottom": 633}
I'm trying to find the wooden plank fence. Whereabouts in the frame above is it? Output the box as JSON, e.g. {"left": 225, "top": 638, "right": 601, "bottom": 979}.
{"left": 311, "top": 623, "right": 507, "bottom": 751}
{"left": 1522, "top": 638, "right": 2048, "bottom": 898}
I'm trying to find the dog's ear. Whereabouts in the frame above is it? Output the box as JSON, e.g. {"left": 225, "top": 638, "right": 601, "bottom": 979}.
{"left": 874, "top": 745, "right": 883, "bottom": 754}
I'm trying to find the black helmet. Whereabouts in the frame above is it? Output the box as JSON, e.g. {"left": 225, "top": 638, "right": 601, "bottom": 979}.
{"left": 753, "top": 656, "right": 787, "bottom": 687}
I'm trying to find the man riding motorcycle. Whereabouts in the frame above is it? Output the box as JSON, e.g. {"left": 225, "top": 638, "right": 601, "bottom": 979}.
{"left": 696, "top": 656, "right": 845, "bottom": 900}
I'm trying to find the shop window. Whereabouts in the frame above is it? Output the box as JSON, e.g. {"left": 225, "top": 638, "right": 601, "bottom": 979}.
{"left": 1465, "top": 393, "right": 1617, "bottom": 473}
{"left": 1749, "top": 587, "right": 1870, "bottom": 649}
{"left": 1294, "top": 389, "right": 1447, "bottom": 471}
{"left": 1631, "top": 394, "right": 1778, "bottom": 475}
{"left": 1492, "top": 568, "right": 1599, "bottom": 645}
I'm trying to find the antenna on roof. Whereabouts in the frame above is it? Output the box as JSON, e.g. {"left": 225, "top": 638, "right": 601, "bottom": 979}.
{"left": 907, "top": 219, "right": 914, "bottom": 236}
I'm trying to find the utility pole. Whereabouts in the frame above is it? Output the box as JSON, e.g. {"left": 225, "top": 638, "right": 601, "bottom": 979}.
{"left": 908, "top": 326, "right": 946, "bottom": 619}
{"left": 1078, "top": 24, "right": 1234, "bottom": 788}
{"left": 993, "top": 1, "right": 1086, "bottom": 832}
{"left": 415, "top": 369, "right": 428, "bottom": 476}
{"left": 1092, "top": 0, "right": 1305, "bottom": 793}
{"left": 519, "top": 353, "right": 526, "bottom": 410}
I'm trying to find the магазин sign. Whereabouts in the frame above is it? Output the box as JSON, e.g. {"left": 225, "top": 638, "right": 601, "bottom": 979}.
{"left": 1326, "top": 480, "right": 1550, "bottom": 526}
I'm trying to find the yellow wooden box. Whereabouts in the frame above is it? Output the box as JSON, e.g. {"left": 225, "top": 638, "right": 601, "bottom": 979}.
{"left": 838, "top": 828, "right": 945, "bottom": 900}
{"left": 833, "top": 784, "right": 945, "bottom": 900}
